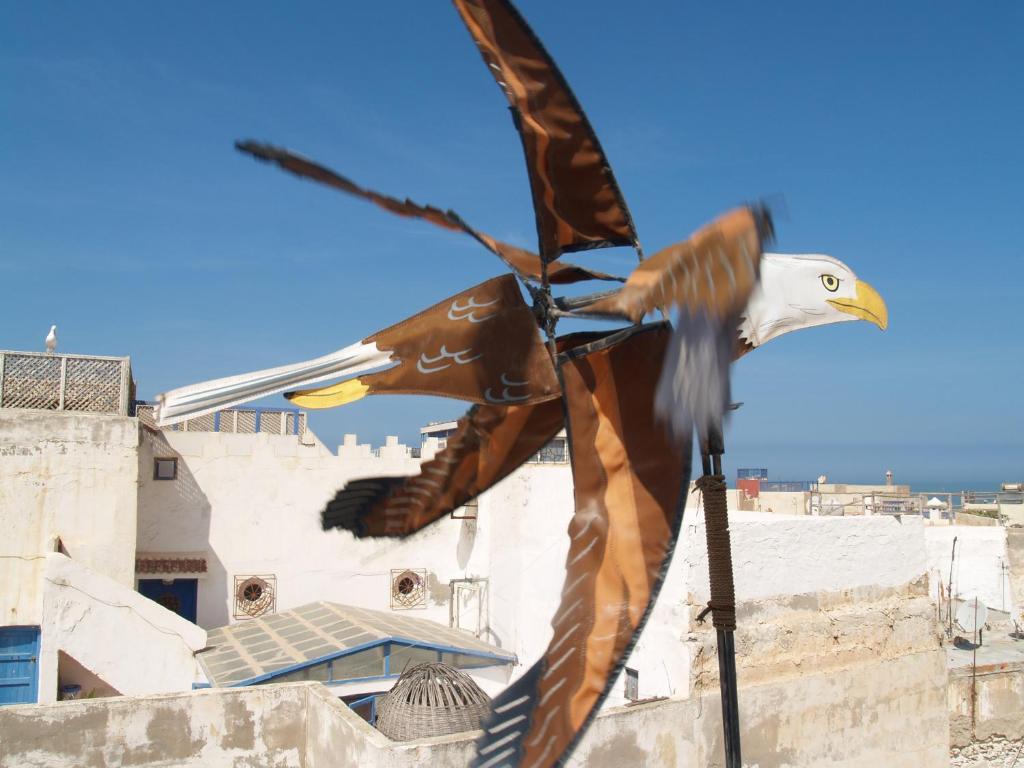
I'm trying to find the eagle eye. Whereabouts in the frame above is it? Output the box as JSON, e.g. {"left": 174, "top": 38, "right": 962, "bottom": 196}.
{"left": 821, "top": 274, "right": 840, "bottom": 292}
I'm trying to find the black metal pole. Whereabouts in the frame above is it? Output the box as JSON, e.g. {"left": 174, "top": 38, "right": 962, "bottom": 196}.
{"left": 701, "top": 427, "right": 742, "bottom": 768}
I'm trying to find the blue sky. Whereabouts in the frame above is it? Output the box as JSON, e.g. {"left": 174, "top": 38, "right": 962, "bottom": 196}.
{"left": 2, "top": 2, "right": 1021, "bottom": 486}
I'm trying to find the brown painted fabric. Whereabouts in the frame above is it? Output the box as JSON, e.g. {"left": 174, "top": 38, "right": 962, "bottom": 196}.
{"left": 473, "top": 323, "right": 691, "bottom": 768}
{"left": 588, "top": 206, "right": 773, "bottom": 323}
{"left": 235, "top": 141, "right": 622, "bottom": 284}
{"left": 452, "top": 0, "right": 638, "bottom": 261}
{"left": 319, "top": 322, "right": 760, "bottom": 541}
{"left": 322, "top": 398, "right": 565, "bottom": 538}
{"left": 288, "top": 275, "right": 560, "bottom": 406}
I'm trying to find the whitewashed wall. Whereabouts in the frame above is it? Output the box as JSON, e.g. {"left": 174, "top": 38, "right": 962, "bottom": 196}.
{"left": 0, "top": 410, "right": 139, "bottom": 626}
{"left": 619, "top": 510, "right": 932, "bottom": 706}
{"left": 925, "top": 525, "right": 1015, "bottom": 614}
{"left": 136, "top": 425, "right": 579, "bottom": 676}
{"left": 37, "top": 554, "right": 206, "bottom": 703}
{"left": 136, "top": 424, "right": 945, "bottom": 703}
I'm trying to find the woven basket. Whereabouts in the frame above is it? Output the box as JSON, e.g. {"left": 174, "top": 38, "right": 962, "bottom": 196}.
{"left": 375, "top": 661, "right": 491, "bottom": 741}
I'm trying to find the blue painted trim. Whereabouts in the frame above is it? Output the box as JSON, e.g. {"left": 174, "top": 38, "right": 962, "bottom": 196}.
{"left": 348, "top": 694, "right": 379, "bottom": 725}
{"left": 213, "top": 412, "right": 220, "bottom": 432}
{"left": 228, "top": 638, "right": 390, "bottom": 687}
{"left": 328, "top": 673, "right": 397, "bottom": 685}
{"left": 253, "top": 410, "right": 261, "bottom": 432}
{"left": 385, "top": 637, "right": 515, "bottom": 664}
{"left": 224, "top": 635, "right": 514, "bottom": 688}
{"left": 192, "top": 682, "right": 212, "bottom": 689}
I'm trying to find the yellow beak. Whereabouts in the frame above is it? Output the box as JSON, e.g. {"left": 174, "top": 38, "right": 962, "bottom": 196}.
{"left": 285, "top": 378, "right": 370, "bottom": 409}
{"left": 828, "top": 279, "right": 888, "bottom": 330}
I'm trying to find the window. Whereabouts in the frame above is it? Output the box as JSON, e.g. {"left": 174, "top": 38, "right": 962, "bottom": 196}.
{"left": 624, "top": 667, "right": 639, "bottom": 701}
{"left": 388, "top": 644, "right": 440, "bottom": 675}
{"left": 153, "top": 457, "right": 178, "bottom": 481}
{"left": 530, "top": 438, "right": 568, "bottom": 464}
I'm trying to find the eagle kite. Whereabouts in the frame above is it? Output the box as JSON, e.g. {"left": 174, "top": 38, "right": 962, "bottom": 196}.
{"left": 155, "top": 1, "right": 887, "bottom": 766}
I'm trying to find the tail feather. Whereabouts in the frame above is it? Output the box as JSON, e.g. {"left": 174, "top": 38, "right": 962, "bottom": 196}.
{"left": 155, "top": 341, "right": 391, "bottom": 426}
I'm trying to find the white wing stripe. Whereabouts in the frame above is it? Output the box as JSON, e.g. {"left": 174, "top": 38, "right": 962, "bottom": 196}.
{"left": 487, "top": 714, "right": 527, "bottom": 735}
{"left": 493, "top": 695, "right": 531, "bottom": 714}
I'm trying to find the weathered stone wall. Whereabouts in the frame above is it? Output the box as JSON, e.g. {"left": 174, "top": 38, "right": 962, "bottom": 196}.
{"left": 0, "top": 641, "right": 951, "bottom": 768}
{"left": 1, "top": 573, "right": 951, "bottom": 767}
{"left": 0, "top": 683, "right": 310, "bottom": 768}
{"left": 948, "top": 660, "right": 1024, "bottom": 767}
{"left": 0, "top": 682, "right": 477, "bottom": 768}
{"left": 0, "top": 410, "right": 139, "bottom": 626}
{"left": 678, "top": 579, "right": 949, "bottom": 767}
{"left": 951, "top": 736, "right": 1024, "bottom": 768}
{"left": 949, "top": 661, "right": 1024, "bottom": 747}
{"left": 574, "top": 647, "right": 948, "bottom": 768}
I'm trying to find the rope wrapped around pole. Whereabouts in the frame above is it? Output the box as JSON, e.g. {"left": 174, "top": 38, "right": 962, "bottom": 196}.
{"left": 696, "top": 473, "right": 736, "bottom": 631}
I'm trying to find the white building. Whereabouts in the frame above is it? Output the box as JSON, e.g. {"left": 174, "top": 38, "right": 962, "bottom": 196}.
{"left": 4, "top": 345, "right": 1004, "bottom": 766}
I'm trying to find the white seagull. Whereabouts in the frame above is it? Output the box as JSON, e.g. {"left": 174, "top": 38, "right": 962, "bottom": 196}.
{"left": 45, "top": 325, "right": 58, "bottom": 354}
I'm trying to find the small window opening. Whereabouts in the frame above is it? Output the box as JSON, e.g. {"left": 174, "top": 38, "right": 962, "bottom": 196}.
{"left": 625, "top": 667, "right": 639, "bottom": 701}
{"left": 154, "top": 457, "right": 178, "bottom": 481}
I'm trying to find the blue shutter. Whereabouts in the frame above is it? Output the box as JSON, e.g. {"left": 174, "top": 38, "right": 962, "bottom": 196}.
{"left": 0, "top": 627, "right": 40, "bottom": 705}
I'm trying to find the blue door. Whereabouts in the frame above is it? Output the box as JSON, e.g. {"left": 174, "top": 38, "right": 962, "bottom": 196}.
{"left": 138, "top": 579, "right": 198, "bottom": 623}
{"left": 0, "top": 627, "right": 40, "bottom": 705}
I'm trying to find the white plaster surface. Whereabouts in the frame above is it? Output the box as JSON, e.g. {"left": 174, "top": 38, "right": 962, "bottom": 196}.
{"left": 136, "top": 425, "right": 574, "bottom": 679}
{"left": 0, "top": 411, "right": 139, "bottom": 625}
{"left": 135, "top": 424, "right": 945, "bottom": 717}
{"left": 620, "top": 510, "right": 932, "bottom": 706}
{"left": 925, "top": 525, "right": 1015, "bottom": 614}
{"left": 37, "top": 553, "right": 206, "bottom": 703}
{"left": 685, "top": 511, "right": 929, "bottom": 604}
{"left": 1, "top": 413, "right": 955, "bottom": 767}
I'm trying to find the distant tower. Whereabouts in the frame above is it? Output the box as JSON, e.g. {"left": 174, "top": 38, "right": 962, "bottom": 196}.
{"left": 45, "top": 325, "right": 58, "bottom": 354}
{"left": 885, "top": 469, "right": 894, "bottom": 487}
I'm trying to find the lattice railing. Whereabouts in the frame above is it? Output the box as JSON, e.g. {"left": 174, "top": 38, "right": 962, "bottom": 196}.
{"left": 0, "top": 350, "right": 133, "bottom": 415}
{"left": 135, "top": 402, "right": 307, "bottom": 436}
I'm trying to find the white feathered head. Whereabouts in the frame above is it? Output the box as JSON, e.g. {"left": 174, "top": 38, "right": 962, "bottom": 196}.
{"left": 738, "top": 253, "right": 888, "bottom": 350}
{"left": 656, "top": 251, "right": 888, "bottom": 442}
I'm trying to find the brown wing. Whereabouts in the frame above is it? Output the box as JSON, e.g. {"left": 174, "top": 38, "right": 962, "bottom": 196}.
{"left": 473, "top": 322, "right": 691, "bottom": 768}
{"left": 322, "top": 398, "right": 565, "bottom": 538}
{"left": 452, "top": 0, "right": 638, "bottom": 261}
{"left": 235, "top": 141, "right": 621, "bottom": 285}
{"left": 588, "top": 206, "right": 774, "bottom": 323}
{"left": 287, "top": 275, "right": 561, "bottom": 408}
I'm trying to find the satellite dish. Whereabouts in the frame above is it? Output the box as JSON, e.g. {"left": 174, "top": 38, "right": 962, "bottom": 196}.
{"left": 956, "top": 598, "right": 988, "bottom": 635}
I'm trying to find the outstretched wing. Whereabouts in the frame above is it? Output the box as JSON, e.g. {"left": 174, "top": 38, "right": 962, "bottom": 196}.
{"left": 235, "top": 142, "right": 621, "bottom": 285}
{"left": 586, "top": 206, "right": 773, "bottom": 441}
{"left": 473, "top": 322, "right": 691, "bottom": 768}
{"left": 452, "top": 0, "right": 639, "bottom": 261}
{"left": 156, "top": 275, "right": 559, "bottom": 425}
{"left": 587, "top": 206, "right": 773, "bottom": 324}
{"left": 323, "top": 398, "right": 565, "bottom": 538}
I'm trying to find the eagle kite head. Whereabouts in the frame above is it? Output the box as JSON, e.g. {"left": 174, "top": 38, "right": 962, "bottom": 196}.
{"left": 738, "top": 253, "right": 888, "bottom": 350}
